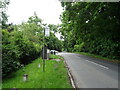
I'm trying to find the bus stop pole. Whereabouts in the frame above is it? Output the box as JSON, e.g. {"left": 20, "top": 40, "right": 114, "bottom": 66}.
{"left": 43, "top": 29, "right": 45, "bottom": 72}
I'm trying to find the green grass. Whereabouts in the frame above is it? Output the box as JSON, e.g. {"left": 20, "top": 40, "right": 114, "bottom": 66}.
{"left": 2, "top": 57, "right": 72, "bottom": 88}
{"left": 75, "top": 52, "right": 119, "bottom": 63}
{"left": 49, "top": 54, "right": 62, "bottom": 59}
{"left": 0, "top": 82, "right": 1, "bottom": 90}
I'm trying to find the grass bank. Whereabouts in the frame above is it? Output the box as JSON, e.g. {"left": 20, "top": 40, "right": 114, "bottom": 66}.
{"left": 49, "top": 54, "right": 63, "bottom": 59}
{"left": 2, "top": 55, "right": 72, "bottom": 88}
{"left": 75, "top": 52, "right": 119, "bottom": 63}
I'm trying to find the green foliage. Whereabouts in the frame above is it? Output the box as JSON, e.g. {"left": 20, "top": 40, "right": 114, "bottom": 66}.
{"left": 60, "top": 2, "right": 120, "bottom": 60}
{"left": 0, "top": 0, "right": 10, "bottom": 29}
{"left": 2, "top": 29, "right": 41, "bottom": 77}
{"left": 28, "top": 12, "right": 42, "bottom": 25}
{"left": 2, "top": 12, "right": 63, "bottom": 77}
{"left": 2, "top": 13, "right": 43, "bottom": 77}
{"left": 2, "top": 29, "right": 20, "bottom": 77}
{"left": 45, "top": 33, "right": 63, "bottom": 52}
{"left": 74, "top": 42, "right": 85, "bottom": 52}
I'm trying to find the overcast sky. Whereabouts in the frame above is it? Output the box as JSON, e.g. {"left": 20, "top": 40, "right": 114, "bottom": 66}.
{"left": 6, "top": 0, "right": 63, "bottom": 25}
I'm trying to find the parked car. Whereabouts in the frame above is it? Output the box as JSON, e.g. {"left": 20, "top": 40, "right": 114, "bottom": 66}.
{"left": 50, "top": 50, "right": 58, "bottom": 54}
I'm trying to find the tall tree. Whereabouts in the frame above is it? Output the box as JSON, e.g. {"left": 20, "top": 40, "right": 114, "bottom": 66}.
{"left": 0, "top": 0, "right": 10, "bottom": 29}
{"left": 60, "top": 2, "right": 120, "bottom": 59}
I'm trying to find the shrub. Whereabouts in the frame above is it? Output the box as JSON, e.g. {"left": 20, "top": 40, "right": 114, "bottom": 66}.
{"left": 2, "top": 29, "right": 42, "bottom": 77}
{"left": 2, "top": 30, "right": 20, "bottom": 77}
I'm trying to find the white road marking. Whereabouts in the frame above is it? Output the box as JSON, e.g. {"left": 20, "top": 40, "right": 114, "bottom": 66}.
{"left": 86, "top": 60, "right": 109, "bottom": 69}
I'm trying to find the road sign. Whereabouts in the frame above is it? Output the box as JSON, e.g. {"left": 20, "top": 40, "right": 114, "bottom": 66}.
{"left": 45, "top": 27, "right": 50, "bottom": 36}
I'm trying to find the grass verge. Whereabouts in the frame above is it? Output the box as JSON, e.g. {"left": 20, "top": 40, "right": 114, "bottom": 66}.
{"left": 2, "top": 57, "right": 72, "bottom": 88}
{"left": 49, "top": 54, "right": 63, "bottom": 60}
{"left": 75, "top": 52, "right": 119, "bottom": 63}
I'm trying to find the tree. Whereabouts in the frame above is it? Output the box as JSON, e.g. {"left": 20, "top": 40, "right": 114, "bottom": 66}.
{"left": 0, "top": 0, "right": 10, "bottom": 29}
{"left": 60, "top": 2, "right": 120, "bottom": 59}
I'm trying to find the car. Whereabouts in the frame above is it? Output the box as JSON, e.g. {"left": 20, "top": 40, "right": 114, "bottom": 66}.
{"left": 50, "top": 50, "right": 58, "bottom": 54}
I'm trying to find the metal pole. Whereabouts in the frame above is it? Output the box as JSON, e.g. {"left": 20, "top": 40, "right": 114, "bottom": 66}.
{"left": 43, "top": 29, "right": 45, "bottom": 72}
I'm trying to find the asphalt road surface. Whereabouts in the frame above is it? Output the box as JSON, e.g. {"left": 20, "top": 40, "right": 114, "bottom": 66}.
{"left": 58, "top": 52, "right": 118, "bottom": 88}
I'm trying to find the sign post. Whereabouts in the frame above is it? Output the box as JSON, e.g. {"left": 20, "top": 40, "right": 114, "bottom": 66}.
{"left": 45, "top": 27, "right": 50, "bottom": 37}
{"left": 43, "top": 26, "right": 50, "bottom": 72}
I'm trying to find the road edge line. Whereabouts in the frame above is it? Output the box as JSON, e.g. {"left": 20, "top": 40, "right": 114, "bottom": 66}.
{"left": 64, "top": 60, "right": 77, "bottom": 89}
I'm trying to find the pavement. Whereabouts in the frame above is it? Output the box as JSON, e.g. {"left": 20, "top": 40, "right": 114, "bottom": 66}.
{"left": 58, "top": 52, "right": 119, "bottom": 89}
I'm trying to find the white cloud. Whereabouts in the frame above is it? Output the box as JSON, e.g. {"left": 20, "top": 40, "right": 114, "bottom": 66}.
{"left": 6, "top": 0, "right": 63, "bottom": 25}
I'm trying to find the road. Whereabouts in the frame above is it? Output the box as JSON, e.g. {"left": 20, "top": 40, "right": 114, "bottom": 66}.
{"left": 58, "top": 52, "right": 118, "bottom": 88}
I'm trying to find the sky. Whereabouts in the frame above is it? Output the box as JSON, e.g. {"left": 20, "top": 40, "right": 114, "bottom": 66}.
{"left": 6, "top": 0, "right": 63, "bottom": 25}
{"left": 6, "top": 0, "right": 64, "bottom": 40}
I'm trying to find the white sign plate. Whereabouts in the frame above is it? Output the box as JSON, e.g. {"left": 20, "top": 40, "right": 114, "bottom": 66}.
{"left": 45, "top": 27, "right": 50, "bottom": 36}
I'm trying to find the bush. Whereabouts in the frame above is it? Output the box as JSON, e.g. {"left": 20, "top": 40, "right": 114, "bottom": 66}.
{"left": 2, "top": 29, "right": 42, "bottom": 77}
{"left": 2, "top": 30, "right": 20, "bottom": 77}
{"left": 83, "top": 38, "right": 120, "bottom": 60}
